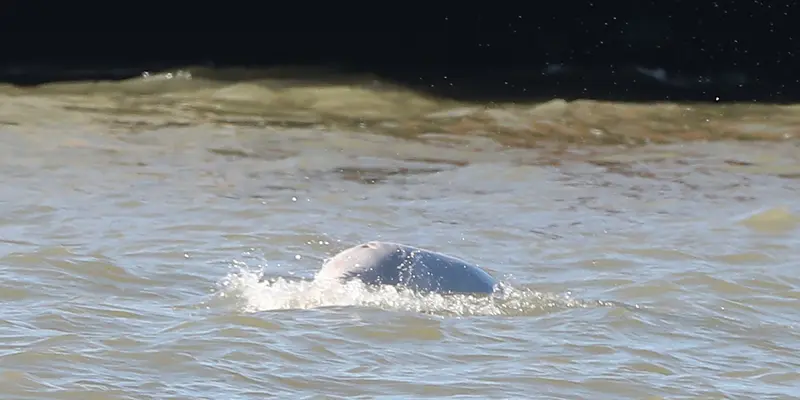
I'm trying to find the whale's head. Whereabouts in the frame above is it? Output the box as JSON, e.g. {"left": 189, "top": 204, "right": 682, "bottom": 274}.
{"left": 315, "top": 241, "right": 411, "bottom": 286}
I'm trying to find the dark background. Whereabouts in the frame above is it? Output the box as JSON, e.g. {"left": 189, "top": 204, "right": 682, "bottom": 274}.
{"left": 0, "top": 1, "right": 797, "bottom": 102}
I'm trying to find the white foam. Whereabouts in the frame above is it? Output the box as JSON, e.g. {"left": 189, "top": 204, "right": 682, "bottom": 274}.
{"left": 216, "top": 263, "right": 601, "bottom": 317}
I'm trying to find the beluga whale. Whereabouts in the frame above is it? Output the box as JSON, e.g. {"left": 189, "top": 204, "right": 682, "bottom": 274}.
{"left": 314, "top": 241, "right": 499, "bottom": 295}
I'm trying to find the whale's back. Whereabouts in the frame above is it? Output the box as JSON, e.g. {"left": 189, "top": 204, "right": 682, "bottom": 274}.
{"left": 401, "top": 244, "right": 496, "bottom": 294}
{"left": 316, "top": 241, "right": 497, "bottom": 294}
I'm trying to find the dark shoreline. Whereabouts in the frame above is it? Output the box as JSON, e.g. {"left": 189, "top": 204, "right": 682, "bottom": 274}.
{"left": 1, "top": 0, "right": 797, "bottom": 104}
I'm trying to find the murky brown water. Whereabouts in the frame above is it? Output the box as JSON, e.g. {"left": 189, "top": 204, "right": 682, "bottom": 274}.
{"left": 1, "top": 68, "right": 799, "bottom": 399}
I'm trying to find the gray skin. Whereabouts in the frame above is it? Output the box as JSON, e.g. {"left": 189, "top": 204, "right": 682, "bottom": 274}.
{"left": 315, "top": 241, "right": 498, "bottom": 294}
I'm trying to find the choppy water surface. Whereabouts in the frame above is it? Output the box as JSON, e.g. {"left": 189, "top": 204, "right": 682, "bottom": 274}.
{"left": 1, "top": 68, "right": 799, "bottom": 399}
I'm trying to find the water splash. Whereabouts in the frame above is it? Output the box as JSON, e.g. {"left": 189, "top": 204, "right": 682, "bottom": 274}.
{"left": 216, "top": 264, "right": 609, "bottom": 317}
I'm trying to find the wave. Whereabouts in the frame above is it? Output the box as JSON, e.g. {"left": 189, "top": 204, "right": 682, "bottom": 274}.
{"left": 1, "top": 65, "right": 797, "bottom": 145}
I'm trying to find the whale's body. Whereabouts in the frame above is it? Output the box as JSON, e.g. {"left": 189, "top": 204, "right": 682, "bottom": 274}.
{"left": 315, "top": 241, "right": 498, "bottom": 294}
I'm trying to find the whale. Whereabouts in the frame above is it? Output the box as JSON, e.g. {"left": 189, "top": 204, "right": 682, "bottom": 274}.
{"left": 314, "top": 241, "right": 498, "bottom": 294}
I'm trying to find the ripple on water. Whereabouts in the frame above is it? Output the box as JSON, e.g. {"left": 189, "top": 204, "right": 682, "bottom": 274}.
{"left": 4, "top": 117, "right": 800, "bottom": 399}
{"left": 737, "top": 205, "right": 800, "bottom": 233}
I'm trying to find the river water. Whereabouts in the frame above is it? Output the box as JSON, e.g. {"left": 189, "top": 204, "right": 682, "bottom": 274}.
{"left": 1, "top": 67, "right": 799, "bottom": 399}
